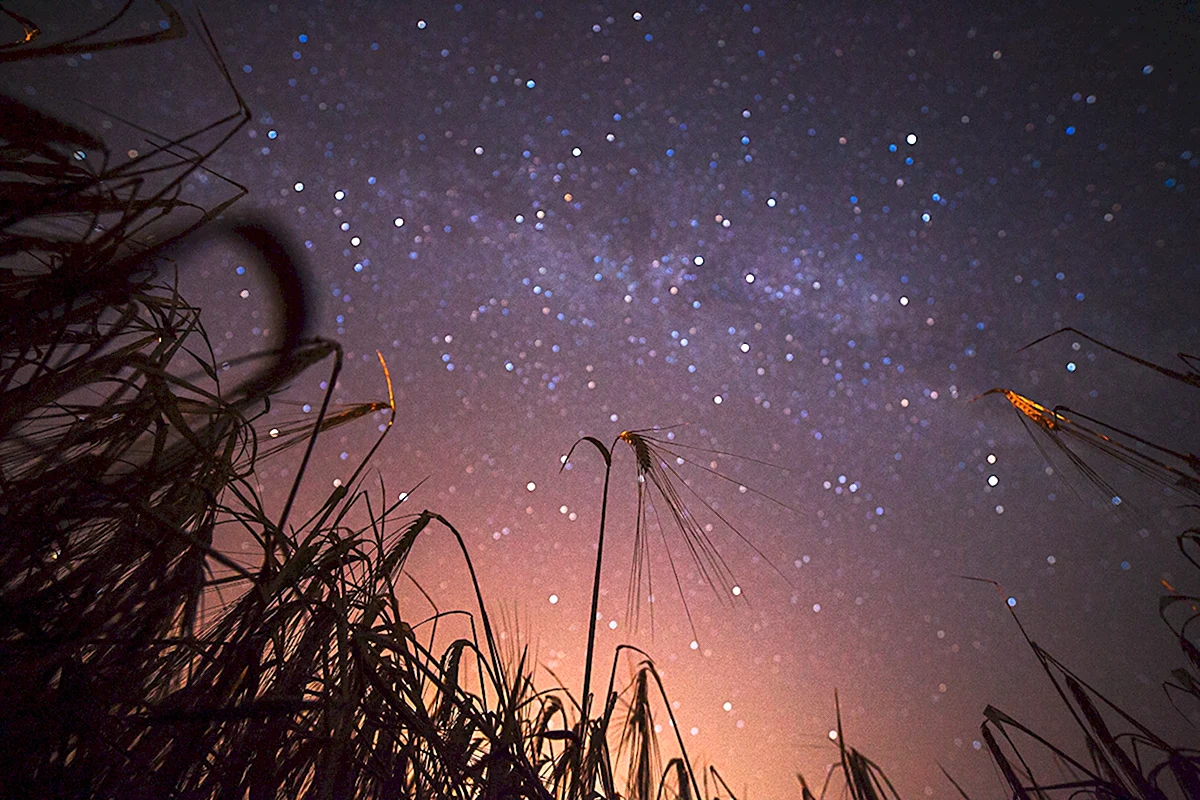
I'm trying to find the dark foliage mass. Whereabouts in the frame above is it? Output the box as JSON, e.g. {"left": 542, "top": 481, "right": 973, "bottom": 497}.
{"left": 2, "top": 6, "right": 1198, "bottom": 799}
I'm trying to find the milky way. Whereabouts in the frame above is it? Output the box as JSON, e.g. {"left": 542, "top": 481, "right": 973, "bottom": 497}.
{"left": 8, "top": 2, "right": 1199, "bottom": 795}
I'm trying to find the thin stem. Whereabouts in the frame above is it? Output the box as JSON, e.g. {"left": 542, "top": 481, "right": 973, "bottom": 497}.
{"left": 430, "top": 512, "right": 506, "bottom": 710}
{"left": 581, "top": 453, "right": 613, "bottom": 729}
{"left": 561, "top": 434, "right": 614, "bottom": 796}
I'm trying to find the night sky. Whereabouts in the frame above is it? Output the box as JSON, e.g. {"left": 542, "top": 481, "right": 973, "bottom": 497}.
{"left": 7, "top": 1, "right": 1200, "bottom": 796}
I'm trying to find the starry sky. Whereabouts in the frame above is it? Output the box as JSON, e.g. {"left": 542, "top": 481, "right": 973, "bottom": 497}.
{"left": 7, "top": 1, "right": 1200, "bottom": 796}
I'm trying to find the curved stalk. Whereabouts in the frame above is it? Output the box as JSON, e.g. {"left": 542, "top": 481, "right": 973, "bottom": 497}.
{"left": 561, "top": 435, "right": 614, "bottom": 793}
{"left": 582, "top": 451, "right": 613, "bottom": 726}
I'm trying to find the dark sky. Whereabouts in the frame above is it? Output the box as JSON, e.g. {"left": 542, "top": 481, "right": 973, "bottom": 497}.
{"left": 7, "top": 1, "right": 1200, "bottom": 796}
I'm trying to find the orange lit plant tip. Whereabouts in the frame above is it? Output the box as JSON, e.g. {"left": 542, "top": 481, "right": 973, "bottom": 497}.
{"left": 2, "top": 8, "right": 39, "bottom": 43}
{"left": 977, "top": 387, "right": 1070, "bottom": 431}
{"left": 617, "top": 430, "right": 653, "bottom": 473}
{"left": 376, "top": 350, "right": 395, "bottom": 425}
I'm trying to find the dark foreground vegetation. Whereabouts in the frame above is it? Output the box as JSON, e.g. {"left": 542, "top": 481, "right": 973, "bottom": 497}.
{"left": 2, "top": 6, "right": 1198, "bottom": 798}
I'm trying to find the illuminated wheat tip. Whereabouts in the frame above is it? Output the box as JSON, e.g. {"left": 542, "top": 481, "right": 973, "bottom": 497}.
{"left": 376, "top": 349, "right": 395, "bottom": 426}
{"left": 976, "top": 387, "right": 1071, "bottom": 432}
{"left": 618, "top": 430, "right": 654, "bottom": 474}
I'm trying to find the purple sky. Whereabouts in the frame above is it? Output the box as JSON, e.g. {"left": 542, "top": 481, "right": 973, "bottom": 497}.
{"left": 8, "top": 1, "right": 1200, "bottom": 795}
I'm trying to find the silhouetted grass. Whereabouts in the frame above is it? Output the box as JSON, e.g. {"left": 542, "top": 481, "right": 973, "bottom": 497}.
{"left": 0, "top": 10, "right": 754, "bottom": 799}
{"left": 964, "top": 329, "right": 1200, "bottom": 799}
